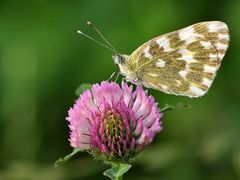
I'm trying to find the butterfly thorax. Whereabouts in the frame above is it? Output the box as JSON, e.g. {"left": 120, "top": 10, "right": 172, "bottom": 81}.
{"left": 112, "top": 54, "right": 138, "bottom": 83}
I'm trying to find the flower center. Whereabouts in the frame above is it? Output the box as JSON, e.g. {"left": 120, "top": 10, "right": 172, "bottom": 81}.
{"left": 90, "top": 106, "right": 135, "bottom": 162}
{"left": 104, "top": 110, "right": 124, "bottom": 138}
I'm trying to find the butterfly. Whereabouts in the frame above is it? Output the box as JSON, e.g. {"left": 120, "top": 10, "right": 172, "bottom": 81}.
{"left": 78, "top": 21, "right": 229, "bottom": 98}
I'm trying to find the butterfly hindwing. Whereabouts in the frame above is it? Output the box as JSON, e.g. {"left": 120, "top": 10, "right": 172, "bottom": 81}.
{"left": 128, "top": 21, "right": 229, "bottom": 97}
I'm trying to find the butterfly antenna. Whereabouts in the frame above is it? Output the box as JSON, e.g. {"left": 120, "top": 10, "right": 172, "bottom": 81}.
{"left": 77, "top": 30, "right": 115, "bottom": 53}
{"left": 87, "top": 21, "right": 118, "bottom": 54}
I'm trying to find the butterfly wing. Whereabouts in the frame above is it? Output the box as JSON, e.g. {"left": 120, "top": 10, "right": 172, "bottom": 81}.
{"left": 129, "top": 21, "right": 229, "bottom": 97}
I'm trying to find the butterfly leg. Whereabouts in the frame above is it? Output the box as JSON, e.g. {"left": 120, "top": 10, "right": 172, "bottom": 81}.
{"left": 134, "top": 79, "right": 142, "bottom": 87}
{"left": 107, "top": 71, "right": 116, "bottom": 81}
{"left": 128, "top": 78, "right": 142, "bottom": 86}
{"left": 114, "top": 72, "right": 120, "bottom": 82}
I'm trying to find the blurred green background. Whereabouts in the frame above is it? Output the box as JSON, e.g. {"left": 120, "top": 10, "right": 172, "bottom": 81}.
{"left": 0, "top": 0, "right": 240, "bottom": 179}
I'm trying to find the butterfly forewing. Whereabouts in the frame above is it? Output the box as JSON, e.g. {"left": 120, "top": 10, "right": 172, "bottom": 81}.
{"left": 128, "top": 21, "right": 229, "bottom": 97}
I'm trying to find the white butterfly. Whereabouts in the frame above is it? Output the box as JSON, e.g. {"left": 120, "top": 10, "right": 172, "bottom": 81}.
{"left": 79, "top": 21, "right": 229, "bottom": 98}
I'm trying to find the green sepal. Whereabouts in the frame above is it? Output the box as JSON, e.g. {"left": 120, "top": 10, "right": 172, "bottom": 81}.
{"left": 103, "top": 163, "right": 132, "bottom": 180}
{"left": 54, "top": 148, "right": 80, "bottom": 167}
{"left": 75, "top": 83, "right": 92, "bottom": 96}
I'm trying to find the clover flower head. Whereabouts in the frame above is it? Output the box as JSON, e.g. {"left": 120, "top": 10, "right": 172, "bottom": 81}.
{"left": 67, "top": 81, "right": 162, "bottom": 162}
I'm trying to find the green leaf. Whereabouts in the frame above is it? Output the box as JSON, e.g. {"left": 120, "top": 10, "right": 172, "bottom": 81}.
{"left": 103, "top": 163, "right": 132, "bottom": 180}
{"left": 75, "top": 84, "right": 92, "bottom": 96}
{"left": 54, "top": 148, "right": 80, "bottom": 167}
{"left": 161, "top": 103, "right": 190, "bottom": 113}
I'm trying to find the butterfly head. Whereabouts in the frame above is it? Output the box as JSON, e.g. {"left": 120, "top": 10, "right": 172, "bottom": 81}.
{"left": 112, "top": 53, "right": 138, "bottom": 83}
{"left": 112, "top": 54, "right": 128, "bottom": 65}
{"left": 112, "top": 54, "right": 131, "bottom": 75}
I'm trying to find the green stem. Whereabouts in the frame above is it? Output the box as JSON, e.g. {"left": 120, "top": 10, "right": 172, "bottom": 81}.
{"left": 54, "top": 148, "right": 80, "bottom": 167}
{"left": 115, "top": 176, "right": 122, "bottom": 180}
{"left": 161, "top": 104, "right": 175, "bottom": 113}
{"left": 161, "top": 103, "right": 190, "bottom": 113}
